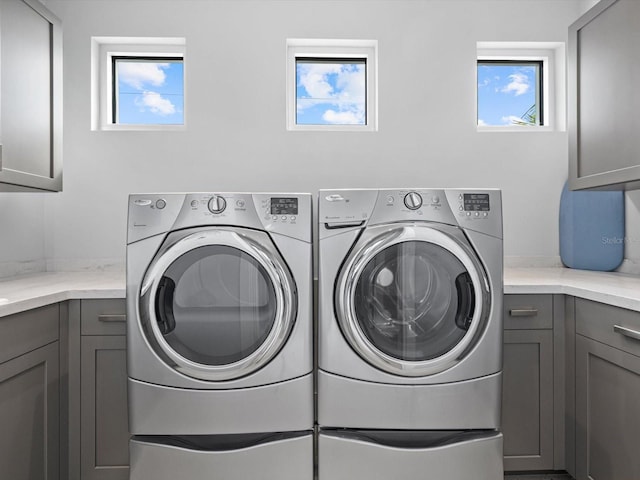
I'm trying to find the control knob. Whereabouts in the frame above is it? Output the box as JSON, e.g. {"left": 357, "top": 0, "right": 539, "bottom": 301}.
{"left": 207, "top": 195, "right": 227, "bottom": 214}
{"left": 404, "top": 192, "right": 423, "bottom": 210}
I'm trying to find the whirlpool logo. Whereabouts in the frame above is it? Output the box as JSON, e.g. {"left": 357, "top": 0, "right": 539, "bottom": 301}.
{"left": 325, "top": 194, "right": 349, "bottom": 203}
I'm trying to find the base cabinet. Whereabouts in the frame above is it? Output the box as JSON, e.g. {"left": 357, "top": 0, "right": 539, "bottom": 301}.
{"left": 502, "top": 295, "right": 557, "bottom": 471}
{"left": 70, "top": 299, "right": 129, "bottom": 480}
{"left": 0, "top": 304, "right": 60, "bottom": 480}
{"left": 575, "top": 299, "right": 640, "bottom": 480}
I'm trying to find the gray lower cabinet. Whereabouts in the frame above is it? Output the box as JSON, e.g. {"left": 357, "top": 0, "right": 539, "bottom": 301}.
{"left": 502, "top": 294, "right": 565, "bottom": 472}
{"left": 575, "top": 298, "right": 640, "bottom": 480}
{"left": 69, "top": 299, "right": 129, "bottom": 480}
{"left": 0, "top": 304, "right": 60, "bottom": 480}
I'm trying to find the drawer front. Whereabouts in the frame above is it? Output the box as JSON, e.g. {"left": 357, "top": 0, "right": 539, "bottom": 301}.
{"left": 576, "top": 298, "right": 640, "bottom": 358}
{"left": 0, "top": 303, "right": 59, "bottom": 364}
{"left": 81, "top": 299, "right": 127, "bottom": 336}
{"left": 503, "top": 294, "right": 553, "bottom": 330}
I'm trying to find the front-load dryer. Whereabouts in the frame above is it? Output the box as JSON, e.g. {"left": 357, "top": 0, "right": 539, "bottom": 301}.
{"left": 126, "top": 192, "right": 313, "bottom": 480}
{"left": 317, "top": 188, "right": 504, "bottom": 480}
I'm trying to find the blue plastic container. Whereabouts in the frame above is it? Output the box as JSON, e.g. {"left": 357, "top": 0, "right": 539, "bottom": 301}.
{"left": 559, "top": 181, "right": 625, "bottom": 271}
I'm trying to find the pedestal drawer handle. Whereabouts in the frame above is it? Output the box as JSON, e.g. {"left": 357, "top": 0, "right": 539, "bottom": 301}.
{"left": 98, "top": 314, "right": 126, "bottom": 323}
{"left": 509, "top": 308, "right": 538, "bottom": 317}
{"left": 614, "top": 325, "right": 640, "bottom": 341}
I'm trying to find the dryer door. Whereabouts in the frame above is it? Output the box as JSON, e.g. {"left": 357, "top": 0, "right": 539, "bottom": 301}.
{"left": 139, "top": 227, "right": 297, "bottom": 381}
{"left": 335, "top": 223, "right": 490, "bottom": 377}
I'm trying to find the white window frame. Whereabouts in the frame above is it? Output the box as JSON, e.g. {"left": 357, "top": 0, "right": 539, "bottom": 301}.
{"left": 476, "top": 42, "right": 565, "bottom": 133}
{"left": 286, "top": 38, "right": 378, "bottom": 132}
{"left": 91, "top": 36, "right": 186, "bottom": 131}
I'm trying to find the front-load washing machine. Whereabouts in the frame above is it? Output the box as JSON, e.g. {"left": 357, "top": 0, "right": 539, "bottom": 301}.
{"left": 126, "top": 192, "right": 313, "bottom": 480}
{"left": 317, "top": 188, "right": 504, "bottom": 480}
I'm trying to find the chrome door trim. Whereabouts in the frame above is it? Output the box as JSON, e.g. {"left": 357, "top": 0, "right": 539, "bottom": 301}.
{"left": 335, "top": 223, "right": 490, "bottom": 377}
{"left": 140, "top": 227, "right": 297, "bottom": 381}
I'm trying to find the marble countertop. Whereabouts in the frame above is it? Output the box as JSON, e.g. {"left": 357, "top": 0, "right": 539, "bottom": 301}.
{"left": 504, "top": 267, "right": 640, "bottom": 312}
{"left": 0, "top": 271, "right": 125, "bottom": 318}
{"left": 1, "top": 267, "right": 640, "bottom": 317}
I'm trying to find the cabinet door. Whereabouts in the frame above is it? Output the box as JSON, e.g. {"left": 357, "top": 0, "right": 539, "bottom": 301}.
{"left": 0, "top": 342, "right": 59, "bottom": 480}
{"left": 502, "top": 329, "right": 554, "bottom": 471}
{"left": 575, "top": 335, "right": 640, "bottom": 480}
{"left": 81, "top": 335, "right": 129, "bottom": 480}
{"left": 0, "top": 0, "right": 62, "bottom": 192}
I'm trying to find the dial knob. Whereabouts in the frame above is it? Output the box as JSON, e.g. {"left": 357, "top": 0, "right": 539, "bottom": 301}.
{"left": 404, "top": 192, "right": 423, "bottom": 210}
{"left": 207, "top": 195, "right": 227, "bottom": 214}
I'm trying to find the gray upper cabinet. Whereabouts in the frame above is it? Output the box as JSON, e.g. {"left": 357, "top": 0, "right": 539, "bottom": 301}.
{"left": 0, "top": 0, "right": 62, "bottom": 192}
{"left": 568, "top": 0, "right": 640, "bottom": 191}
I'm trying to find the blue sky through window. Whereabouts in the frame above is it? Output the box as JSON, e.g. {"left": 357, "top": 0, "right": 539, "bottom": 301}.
{"left": 116, "top": 58, "right": 184, "bottom": 125}
{"left": 477, "top": 62, "right": 540, "bottom": 126}
{"left": 296, "top": 59, "right": 366, "bottom": 125}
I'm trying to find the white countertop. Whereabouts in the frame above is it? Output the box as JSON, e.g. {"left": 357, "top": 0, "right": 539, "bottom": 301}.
{"left": 0, "top": 271, "right": 125, "bottom": 317}
{"left": 504, "top": 267, "right": 640, "bottom": 312}
{"left": 1, "top": 267, "right": 640, "bottom": 317}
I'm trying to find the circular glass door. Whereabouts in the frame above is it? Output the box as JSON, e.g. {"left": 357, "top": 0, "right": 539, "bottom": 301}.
{"left": 335, "top": 224, "right": 489, "bottom": 377}
{"left": 140, "top": 228, "right": 297, "bottom": 381}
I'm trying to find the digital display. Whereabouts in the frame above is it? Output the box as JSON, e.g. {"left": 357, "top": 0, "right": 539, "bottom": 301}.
{"left": 464, "top": 194, "right": 490, "bottom": 211}
{"left": 271, "top": 197, "right": 298, "bottom": 215}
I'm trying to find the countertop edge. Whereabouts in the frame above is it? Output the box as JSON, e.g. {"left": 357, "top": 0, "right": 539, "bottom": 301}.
{"left": 1, "top": 267, "right": 640, "bottom": 317}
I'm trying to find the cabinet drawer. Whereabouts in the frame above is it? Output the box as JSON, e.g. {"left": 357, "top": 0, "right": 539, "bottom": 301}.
{"left": 81, "top": 299, "right": 127, "bottom": 336}
{"left": 576, "top": 298, "right": 640, "bottom": 358}
{"left": 0, "top": 303, "right": 59, "bottom": 365}
{"left": 503, "top": 295, "right": 553, "bottom": 330}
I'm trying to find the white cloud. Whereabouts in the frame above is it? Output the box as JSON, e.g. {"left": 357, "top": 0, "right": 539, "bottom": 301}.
{"left": 134, "top": 91, "right": 176, "bottom": 116}
{"left": 118, "top": 62, "right": 169, "bottom": 90}
{"left": 297, "top": 62, "right": 365, "bottom": 107}
{"left": 297, "top": 62, "right": 341, "bottom": 99}
{"left": 501, "top": 115, "right": 525, "bottom": 125}
{"left": 322, "top": 109, "right": 364, "bottom": 125}
{"left": 501, "top": 72, "right": 530, "bottom": 96}
{"left": 477, "top": 119, "right": 488, "bottom": 126}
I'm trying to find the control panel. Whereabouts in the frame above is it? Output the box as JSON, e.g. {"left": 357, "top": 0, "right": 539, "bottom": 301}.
{"left": 320, "top": 188, "right": 502, "bottom": 239}
{"left": 455, "top": 193, "right": 491, "bottom": 218}
{"left": 129, "top": 193, "right": 311, "bottom": 244}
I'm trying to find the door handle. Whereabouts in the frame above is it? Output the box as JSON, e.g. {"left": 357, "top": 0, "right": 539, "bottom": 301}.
{"left": 98, "top": 314, "right": 126, "bottom": 323}
{"left": 509, "top": 308, "right": 538, "bottom": 317}
{"left": 613, "top": 324, "right": 640, "bottom": 341}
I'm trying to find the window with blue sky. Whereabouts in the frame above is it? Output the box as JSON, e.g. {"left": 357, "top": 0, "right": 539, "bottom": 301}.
{"left": 295, "top": 58, "right": 366, "bottom": 126}
{"left": 114, "top": 57, "right": 184, "bottom": 125}
{"left": 477, "top": 61, "right": 542, "bottom": 127}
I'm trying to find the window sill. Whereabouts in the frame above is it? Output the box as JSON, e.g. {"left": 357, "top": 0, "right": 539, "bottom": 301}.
{"left": 98, "top": 124, "right": 186, "bottom": 132}
{"left": 477, "top": 125, "right": 556, "bottom": 133}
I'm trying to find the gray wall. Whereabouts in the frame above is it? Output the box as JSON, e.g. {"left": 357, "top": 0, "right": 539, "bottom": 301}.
{"left": 2, "top": 0, "right": 613, "bottom": 275}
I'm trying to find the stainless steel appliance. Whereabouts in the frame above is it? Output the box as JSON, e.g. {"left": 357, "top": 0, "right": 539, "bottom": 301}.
{"left": 317, "top": 188, "right": 504, "bottom": 480}
{"left": 126, "top": 192, "right": 313, "bottom": 480}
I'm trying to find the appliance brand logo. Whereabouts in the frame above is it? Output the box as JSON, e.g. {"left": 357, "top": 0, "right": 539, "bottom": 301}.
{"left": 325, "top": 194, "right": 349, "bottom": 203}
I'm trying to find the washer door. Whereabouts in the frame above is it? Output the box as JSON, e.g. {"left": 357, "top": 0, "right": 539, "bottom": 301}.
{"left": 139, "top": 227, "right": 297, "bottom": 381}
{"left": 335, "top": 223, "right": 490, "bottom": 377}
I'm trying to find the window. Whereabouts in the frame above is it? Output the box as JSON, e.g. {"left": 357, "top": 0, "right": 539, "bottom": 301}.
{"left": 287, "top": 39, "right": 377, "bottom": 131}
{"left": 91, "top": 37, "right": 186, "bottom": 130}
{"left": 477, "top": 61, "right": 542, "bottom": 127}
{"left": 112, "top": 56, "right": 184, "bottom": 125}
{"left": 476, "top": 42, "right": 566, "bottom": 132}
